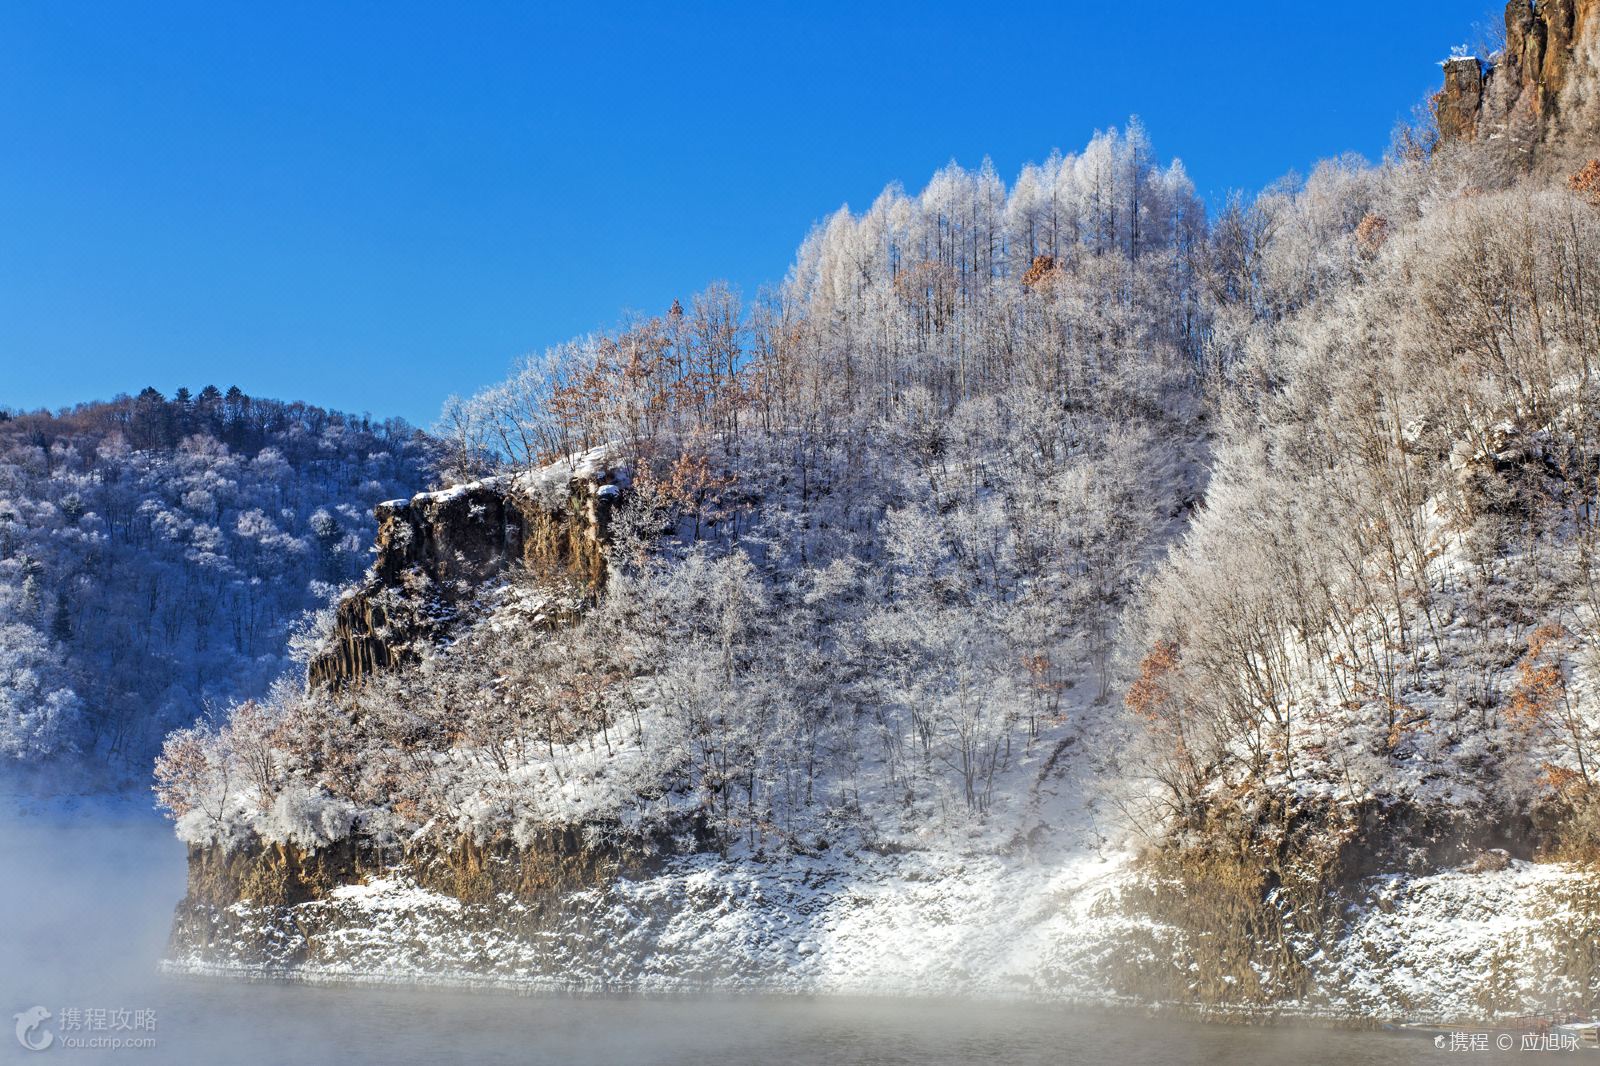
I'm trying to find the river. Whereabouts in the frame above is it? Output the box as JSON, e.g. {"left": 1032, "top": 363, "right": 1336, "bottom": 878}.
{"left": 0, "top": 808, "right": 1522, "bottom": 1064}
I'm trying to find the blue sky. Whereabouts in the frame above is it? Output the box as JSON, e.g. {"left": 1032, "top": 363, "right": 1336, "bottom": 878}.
{"left": 2, "top": 1, "right": 1494, "bottom": 430}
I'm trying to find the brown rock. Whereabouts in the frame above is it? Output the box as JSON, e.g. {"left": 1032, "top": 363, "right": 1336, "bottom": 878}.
{"left": 1437, "top": 57, "right": 1485, "bottom": 141}
{"left": 1435, "top": 0, "right": 1600, "bottom": 169}
{"left": 307, "top": 460, "right": 626, "bottom": 691}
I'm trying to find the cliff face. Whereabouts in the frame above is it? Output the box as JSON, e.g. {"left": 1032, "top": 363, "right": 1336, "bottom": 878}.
{"left": 307, "top": 451, "right": 626, "bottom": 690}
{"left": 161, "top": 833, "right": 1600, "bottom": 1023}
{"left": 1437, "top": 0, "right": 1600, "bottom": 169}
{"left": 1437, "top": 56, "right": 1486, "bottom": 142}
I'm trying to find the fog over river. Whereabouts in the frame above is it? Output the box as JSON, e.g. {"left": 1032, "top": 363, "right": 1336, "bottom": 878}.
{"left": 0, "top": 809, "right": 1511, "bottom": 1065}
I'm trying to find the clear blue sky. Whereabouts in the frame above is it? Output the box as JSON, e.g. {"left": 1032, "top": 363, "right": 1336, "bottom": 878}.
{"left": 1, "top": 1, "right": 1494, "bottom": 430}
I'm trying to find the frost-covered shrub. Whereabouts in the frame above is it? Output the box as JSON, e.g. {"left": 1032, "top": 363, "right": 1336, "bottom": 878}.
{"left": 263, "top": 784, "right": 358, "bottom": 849}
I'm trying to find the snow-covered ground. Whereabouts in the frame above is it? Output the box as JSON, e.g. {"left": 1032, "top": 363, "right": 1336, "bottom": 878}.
{"left": 163, "top": 705, "right": 1148, "bottom": 999}
{"left": 1319, "top": 860, "right": 1600, "bottom": 1022}
{"left": 158, "top": 698, "right": 1600, "bottom": 1026}
{"left": 163, "top": 846, "right": 1133, "bottom": 998}
{"left": 163, "top": 842, "right": 1600, "bottom": 1026}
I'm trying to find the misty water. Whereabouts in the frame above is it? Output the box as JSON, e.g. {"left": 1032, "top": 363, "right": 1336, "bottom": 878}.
{"left": 0, "top": 811, "right": 1511, "bottom": 1065}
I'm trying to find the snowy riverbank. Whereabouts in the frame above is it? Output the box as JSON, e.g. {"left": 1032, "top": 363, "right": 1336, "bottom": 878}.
{"left": 162, "top": 843, "right": 1600, "bottom": 1026}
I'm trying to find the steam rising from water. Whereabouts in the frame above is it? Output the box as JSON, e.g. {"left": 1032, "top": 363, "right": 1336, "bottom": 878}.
{"left": 0, "top": 806, "right": 1519, "bottom": 1065}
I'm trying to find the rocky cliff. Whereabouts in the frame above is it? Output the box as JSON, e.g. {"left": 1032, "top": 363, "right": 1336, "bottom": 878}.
{"left": 1437, "top": 0, "right": 1600, "bottom": 169}
{"left": 307, "top": 448, "right": 626, "bottom": 690}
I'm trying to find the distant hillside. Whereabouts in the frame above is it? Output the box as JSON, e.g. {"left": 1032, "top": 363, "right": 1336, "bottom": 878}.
{"left": 0, "top": 387, "right": 437, "bottom": 788}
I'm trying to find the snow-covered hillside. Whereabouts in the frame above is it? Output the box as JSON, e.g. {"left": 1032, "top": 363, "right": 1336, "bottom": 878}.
{"left": 153, "top": 5, "right": 1600, "bottom": 1025}
{"left": 0, "top": 388, "right": 436, "bottom": 788}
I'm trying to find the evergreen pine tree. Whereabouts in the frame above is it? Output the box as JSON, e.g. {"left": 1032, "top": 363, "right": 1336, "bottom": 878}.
{"left": 20, "top": 572, "right": 42, "bottom": 620}
{"left": 51, "top": 591, "right": 72, "bottom": 643}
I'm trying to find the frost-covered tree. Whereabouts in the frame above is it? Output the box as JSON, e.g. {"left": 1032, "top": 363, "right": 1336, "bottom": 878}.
{"left": 161, "top": 125, "right": 1207, "bottom": 853}
{"left": 0, "top": 621, "right": 81, "bottom": 760}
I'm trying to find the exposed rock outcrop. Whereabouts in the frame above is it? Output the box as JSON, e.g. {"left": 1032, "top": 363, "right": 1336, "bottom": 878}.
{"left": 1438, "top": 57, "right": 1486, "bottom": 142}
{"left": 1436, "top": 0, "right": 1600, "bottom": 170}
{"left": 307, "top": 448, "right": 627, "bottom": 690}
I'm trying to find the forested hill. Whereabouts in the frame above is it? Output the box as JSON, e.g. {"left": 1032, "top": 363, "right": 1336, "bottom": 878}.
{"left": 146, "top": 4, "right": 1600, "bottom": 1021}
{"left": 0, "top": 387, "right": 437, "bottom": 789}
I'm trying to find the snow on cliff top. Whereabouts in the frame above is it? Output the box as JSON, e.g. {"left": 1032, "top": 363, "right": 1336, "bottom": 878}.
{"left": 380, "top": 444, "right": 626, "bottom": 512}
